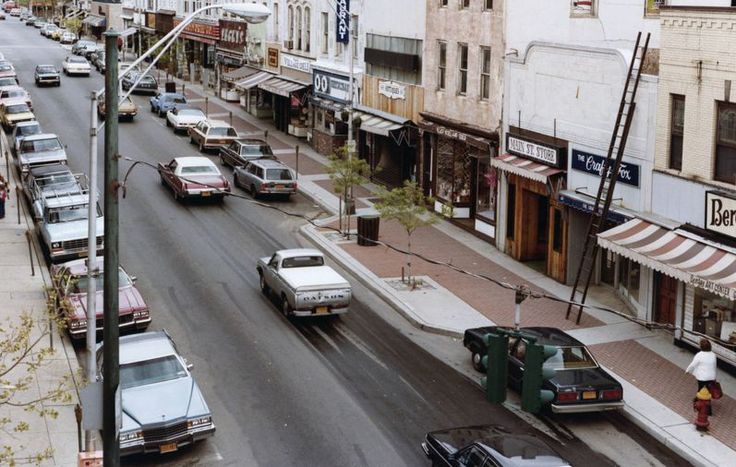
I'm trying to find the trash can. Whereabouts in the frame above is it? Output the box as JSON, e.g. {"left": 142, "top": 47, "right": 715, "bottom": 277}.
{"left": 357, "top": 215, "right": 380, "bottom": 246}
{"left": 165, "top": 81, "right": 177, "bottom": 93}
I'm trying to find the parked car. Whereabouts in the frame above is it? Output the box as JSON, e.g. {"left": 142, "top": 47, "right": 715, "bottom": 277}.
{"left": 188, "top": 119, "right": 238, "bottom": 152}
{"left": 41, "top": 24, "right": 58, "bottom": 37}
{"left": 166, "top": 106, "right": 206, "bottom": 133}
{"left": 22, "top": 163, "right": 77, "bottom": 212}
{"left": 0, "top": 85, "right": 33, "bottom": 109}
{"left": 12, "top": 120, "right": 42, "bottom": 155}
{"left": 463, "top": 326, "right": 625, "bottom": 414}
{"left": 2, "top": 1, "right": 14, "bottom": 13}
{"left": 51, "top": 258, "right": 151, "bottom": 341}
{"left": 157, "top": 156, "right": 230, "bottom": 201}
{"left": 233, "top": 158, "right": 296, "bottom": 199}
{"left": 17, "top": 133, "right": 67, "bottom": 175}
{"left": 25, "top": 15, "right": 35, "bottom": 25}
{"left": 33, "top": 19, "right": 45, "bottom": 28}
{"left": 121, "top": 71, "right": 158, "bottom": 94}
{"left": 97, "top": 94, "right": 138, "bottom": 121}
{"left": 0, "top": 99, "right": 34, "bottom": 131}
{"left": 60, "top": 31, "right": 76, "bottom": 44}
{"left": 9, "top": 7, "right": 19, "bottom": 16}
{"left": 0, "top": 76, "right": 19, "bottom": 87}
{"left": 83, "top": 45, "right": 103, "bottom": 60}
{"left": 50, "top": 27, "right": 66, "bottom": 41}
{"left": 34, "top": 64, "right": 61, "bottom": 86}
{"left": 422, "top": 425, "right": 571, "bottom": 467}
{"left": 257, "top": 249, "right": 351, "bottom": 317}
{"left": 71, "top": 39, "right": 96, "bottom": 55}
{"left": 0, "top": 62, "right": 17, "bottom": 80}
{"left": 219, "top": 138, "right": 275, "bottom": 168}
{"left": 149, "top": 91, "right": 186, "bottom": 117}
{"left": 118, "top": 61, "right": 141, "bottom": 76}
{"left": 97, "top": 331, "right": 216, "bottom": 456}
{"left": 0, "top": 12, "right": 5, "bottom": 20}
{"left": 90, "top": 51, "right": 105, "bottom": 73}
{"left": 61, "top": 55, "right": 91, "bottom": 76}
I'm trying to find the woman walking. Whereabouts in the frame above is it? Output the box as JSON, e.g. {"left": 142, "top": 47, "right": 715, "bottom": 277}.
{"left": 0, "top": 174, "right": 7, "bottom": 219}
{"left": 686, "top": 338, "right": 717, "bottom": 414}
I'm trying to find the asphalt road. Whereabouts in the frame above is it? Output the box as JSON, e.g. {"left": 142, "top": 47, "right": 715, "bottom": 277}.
{"left": 0, "top": 18, "right": 691, "bottom": 467}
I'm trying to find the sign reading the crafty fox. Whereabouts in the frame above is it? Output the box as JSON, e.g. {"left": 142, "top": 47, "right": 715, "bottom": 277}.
{"left": 705, "top": 191, "right": 736, "bottom": 240}
{"left": 571, "top": 149, "right": 640, "bottom": 187}
{"left": 336, "top": 0, "right": 350, "bottom": 44}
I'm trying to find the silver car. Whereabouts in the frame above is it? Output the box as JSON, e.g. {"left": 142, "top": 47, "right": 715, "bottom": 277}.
{"left": 97, "top": 331, "right": 216, "bottom": 456}
{"left": 233, "top": 158, "right": 297, "bottom": 199}
{"left": 17, "top": 133, "right": 67, "bottom": 175}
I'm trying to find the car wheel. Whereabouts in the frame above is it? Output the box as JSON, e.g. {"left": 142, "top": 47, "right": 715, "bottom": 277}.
{"left": 219, "top": 154, "right": 226, "bottom": 166}
{"left": 56, "top": 82, "right": 61, "bottom": 87}
{"left": 166, "top": 119, "right": 171, "bottom": 127}
{"left": 250, "top": 184, "right": 259, "bottom": 199}
{"left": 233, "top": 172, "right": 240, "bottom": 188}
{"left": 259, "top": 273, "right": 269, "bottom": 295}
{"left": 281, "top": 296, "right": 292, "bottom": 317}
{"left": 160, "top": 175, "right": 166, "bottom": 186}
{"left": 150, "top": 104, "right": 155, "bottom": 112}
{"left": 189, "top": 136, "right": 195, "bottom": 145}
{"left": 198, "top": 141, "right": 205, "bottom": 152}
{"left": 158, "top": 110, "right": 165, "bottom": 118}
{"left": 472, "top": 350, "right": 485, "bottom": 372}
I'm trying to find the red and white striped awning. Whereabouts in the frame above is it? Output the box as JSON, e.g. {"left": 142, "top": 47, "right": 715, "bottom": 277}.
{"left": 490, "top": 153, "right": 564, "bottom": 184}
{"left": 598, "top": 218, "right": 736, "bottom": 300}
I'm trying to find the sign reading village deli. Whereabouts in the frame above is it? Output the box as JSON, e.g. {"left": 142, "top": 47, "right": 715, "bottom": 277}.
{"left": 219, "top": 19, "right": 246, "bottom": 52}
{"left": 705, "top": 191, "right": 736, "bottom": 240}
{"left": 281, "top": 53, "right": 312, "bottom": 74}
{"left": 506, "top": 133, "right": 563, "bottom": 168}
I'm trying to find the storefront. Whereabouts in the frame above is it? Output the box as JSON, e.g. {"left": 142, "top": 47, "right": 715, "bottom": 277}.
{"left": 216, "top": 19, "right": 247, "bottom": 100}
{"left": 173, "top": 17, "right": 219, "bottom": 86}
{"left": 493, "top": 129, "right": 567, "bottom": 281}
{"left": 235, "top": 70, "right": 275, "bottom": 118}
{"left": 418, "top": 112, "right": 498, "bottom": 240}
{"left": 310, "top": 68, "right": 360, "bottom": 155}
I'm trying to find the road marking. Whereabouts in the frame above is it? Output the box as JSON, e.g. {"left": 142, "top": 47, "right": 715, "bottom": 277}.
{"left": 398, "top": 375, "right": 430, "bottom": 405}
{"left": 333, "top": 323, "right": 389, "bottom": 371}
{"left": 312, "top": 326, "right": 344, "bottom": 355}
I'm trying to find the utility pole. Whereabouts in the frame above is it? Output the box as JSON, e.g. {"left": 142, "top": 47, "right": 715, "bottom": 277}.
{"left": 102, "top": 29, "right": 120, "bottom": 467}
{"left": 84, "top": 90, "right": 99, "bottom": 452}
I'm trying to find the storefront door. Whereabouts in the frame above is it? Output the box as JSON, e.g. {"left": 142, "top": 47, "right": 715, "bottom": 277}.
{"left": 520, "top": 189, "right": 548, "bottom": 263}
{"left": 655, "top": 273, "right": 678, "bottom": 326}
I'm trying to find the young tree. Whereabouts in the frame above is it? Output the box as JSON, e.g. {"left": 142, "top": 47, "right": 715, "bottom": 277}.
{"left": 326, "top": 145, "right": 370, "bottom": 237}
{"left": 374, "top": 180, "right": 437, "bottom": 283}
{"left": 63, "top": 17, "right": 82, "bottom": 36}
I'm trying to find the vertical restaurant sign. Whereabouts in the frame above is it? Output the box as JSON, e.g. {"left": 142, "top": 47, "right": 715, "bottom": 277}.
{"left": 336, "top": 0, "right": 350, "bottom": 44}
{"left": 267, "top": 47, "right": 279, "bottom": 68}
{"left": 571, "top": 149, "right": 640, "bottom": 187}
{"left": 705, "top": 191, "right": 736, "bottom": 240}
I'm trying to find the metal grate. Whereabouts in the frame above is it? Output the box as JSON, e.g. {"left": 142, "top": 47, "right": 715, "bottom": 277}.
{"left": 143, "top": 421, "right": 188, "bottom": 443}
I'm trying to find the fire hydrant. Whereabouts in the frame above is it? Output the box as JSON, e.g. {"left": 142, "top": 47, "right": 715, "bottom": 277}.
{"left": 693, "top": 386, "right": 712, "bottom": 431}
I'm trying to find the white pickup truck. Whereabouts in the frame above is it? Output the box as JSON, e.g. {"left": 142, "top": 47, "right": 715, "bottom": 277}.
{"left": 257, "top": 248, "right": 351, "bottom": 317}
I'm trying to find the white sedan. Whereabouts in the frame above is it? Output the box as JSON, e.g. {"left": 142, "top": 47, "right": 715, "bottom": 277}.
{"left": 61, "top": 56, "right": 91, "bottom": 76}
{"left": 166, "top": 107, "right": 207, "bottom": 133}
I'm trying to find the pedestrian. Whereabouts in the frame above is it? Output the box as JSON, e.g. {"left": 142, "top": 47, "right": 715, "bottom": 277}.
{"left": 686, "top": 338, "right": 717, "bottom": 414}
{"left": 0, "top": 174, "right": 7, "bottom": 220}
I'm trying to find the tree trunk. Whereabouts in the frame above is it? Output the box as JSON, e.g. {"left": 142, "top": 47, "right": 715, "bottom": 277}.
{"left": 406, "top": 235, "right": 412, "bottom": 283}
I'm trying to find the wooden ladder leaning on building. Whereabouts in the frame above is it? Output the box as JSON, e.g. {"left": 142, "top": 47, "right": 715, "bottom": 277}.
{"left": 565, "top": 31, "right": 651, "bottom": 324}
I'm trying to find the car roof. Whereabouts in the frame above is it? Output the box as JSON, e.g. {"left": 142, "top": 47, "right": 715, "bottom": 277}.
{"left": 235, "top": 138, "right": 268, "bottom": 145}
{"left": 205, "top": 119, "right": 230, "bottom": 127}
{"left": 467, "top": 326, "right": 583, "bottom": 347}
{"left": 29, "top": 163, "right": 71, "bottom": 177}
{"left": 276, "top": 248, "right": 323, "bottom": 259}
{"left": 0, "top": 85, "right": 24, "bottom": 92}
{"left": 160, "top": 92, "right": 184, "bottom": 97}
{"left": 16, "top": 120, "right": 40, "bottom": 128}
{"left": 119, "top": 331, "right": 177, "bottom": 365}
{"left": 23, "top": 133, "right": 59, "bottom": 142}
{"left": 3, "top": 98, "right": 28, "bottom": 106}
{"left": 174, "top": 156, "right": 217, "bottom": 167}
{"left": 36, "top": 64, "right": 56, "bottom": 68}
{"left": 57, "top": 256, "right": 109, "bottom": 276}
{"left": 250, "top": 158, "right": 288, "bottom": 168}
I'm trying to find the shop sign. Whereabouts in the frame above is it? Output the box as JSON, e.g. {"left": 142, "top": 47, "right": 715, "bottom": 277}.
{"left": 506, "top": 133, "right": 562, "bottom": 168}
{"left": 219, "top": 19, "right": 246, "bottom": 51}
{"left": 436, "top": 125, "right": 468, "bottom": 142}
{"left": 146, "top": 12, "right": 156, "bottom": 30}
{"left": 336, "top": 0, "right": 350, "bottom": 44}
{"left": 571, "top": 149, "right": 640, "bottom": 187}
{"left": 281, "top": 53, "right": 312, "bottom": 73}
{"left": 313, "top": 69, "right": 351, "bottom": 103}
{"left": 705, "top": 191, "right": 736, "bottom": 240}
{"left": 174, "top": 18, "right": 220, "bottom": 41}
{"left": 267, "top": 47, "right": 279, "bottom": 68}
{"left": 689, "top": 276, "right": 736, "bottom": 301}
{"left": 378, "top": 80, "right": 406, "bottom": 100}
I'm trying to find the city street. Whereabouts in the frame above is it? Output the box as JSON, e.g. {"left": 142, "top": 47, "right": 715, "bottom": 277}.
{"left": 0, "top": 19, "right": 690, "bottom": 467}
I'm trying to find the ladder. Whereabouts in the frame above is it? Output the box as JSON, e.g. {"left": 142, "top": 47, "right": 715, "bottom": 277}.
{"left": 565, "top": 32, "right": 650, "bottom": 324}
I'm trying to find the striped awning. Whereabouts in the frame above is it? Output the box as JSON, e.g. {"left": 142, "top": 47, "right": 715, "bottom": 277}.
{"left": 222, "top": 66, "right": 258, "bottom": 83}
{"left": 491, "top": 153, "right": 564, "bottom": 183}
{"left": 352, "top": 110, "right": 406, "bottom": 137}
{"left": 82, "top": 15, "right": 106, "bottom": 28}
{"left": 598, "top": 218, "right": 736, "bottom": 300}
{"left": 258, "top": 77, "right": 309, "bottom": 97}
{"left": 234, "top": 71, "right": 272, "bottom": 91}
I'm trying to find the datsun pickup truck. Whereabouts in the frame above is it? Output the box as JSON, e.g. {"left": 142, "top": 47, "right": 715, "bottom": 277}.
{"left": 257, "top": 249, "right": 351, "bottom": 317}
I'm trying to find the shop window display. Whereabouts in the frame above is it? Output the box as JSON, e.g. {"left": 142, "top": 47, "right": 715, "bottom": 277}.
{"left": 475, "top": 163, "right": 496, "bottom": 222}
{"left": 694, "top": 289, "right": 736, "bottom": 345}
{"left": 436, "top": 137, "right": 474, "bottom": 205}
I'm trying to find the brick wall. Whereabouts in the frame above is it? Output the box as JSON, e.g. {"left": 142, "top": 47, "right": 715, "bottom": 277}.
{"left": 311, "top": 129, "right": 346, "bottom": 157}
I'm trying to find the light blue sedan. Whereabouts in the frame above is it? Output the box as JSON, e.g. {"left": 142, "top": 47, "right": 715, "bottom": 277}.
{"left": 149, "top": 92, "right": 187, "bottom": 117}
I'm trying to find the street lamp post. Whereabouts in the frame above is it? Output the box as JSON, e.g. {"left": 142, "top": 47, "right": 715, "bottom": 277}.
{"left": 97, "top": 4, "right": 270, "bottom": 465}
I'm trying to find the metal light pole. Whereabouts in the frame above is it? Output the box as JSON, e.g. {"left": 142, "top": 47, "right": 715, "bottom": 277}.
{"left": 102, "top": 29, "right": 120, "bottom": 467}
{"left": 84, "top": 90, "right": 99, "bottom": 452}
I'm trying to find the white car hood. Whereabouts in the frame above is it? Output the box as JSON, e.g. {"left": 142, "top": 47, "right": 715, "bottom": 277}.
{"left": 175, "top": 115, "right": 206, "bottom": 125}
{"left": 44, "top": 216, "right": 104, "bottom": 242}
{"left": 278, "top": 266, "right": 349, "bottom": 290}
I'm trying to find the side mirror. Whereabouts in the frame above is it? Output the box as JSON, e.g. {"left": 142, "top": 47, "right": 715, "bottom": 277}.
{"left": 129, "top": 275, "right": 137, "bottom": 283}
{"left": 187, "top": 363, "right": 194, "bottom": 371}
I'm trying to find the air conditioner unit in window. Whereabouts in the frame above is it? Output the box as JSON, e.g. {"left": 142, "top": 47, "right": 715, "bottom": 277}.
{"left": 283, "top": 40, "right": 294, "bottom": 50}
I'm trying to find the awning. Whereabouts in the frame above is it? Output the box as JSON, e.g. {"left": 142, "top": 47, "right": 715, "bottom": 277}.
{"left": 234, "top": 71, "right": 273, "bottom": 91}
{"left": 222, "top": 66, "right": 259, "bottom": 83}
{"left": 65, "top": 9, "right": 84, "bottom": 19}
{"left": 417, "top": 118, "right": 494, "bottom": 151}
{"left": 119, "top": 27, "right": 138, "bottom": 38}
{"left": 491, "top": 153, "right": 563, "bottom": 184}
{"left": 258, "top": 76, "right": 310, "bottom": 97}
{"left": 352, "top": 104, "right": 410, "bottom": 137}
{"left": 558, "top": 189, "right": 634, "bottom": 224}
{"left": 598, "top": 218, "right": 736, "bottom": 301}
{"left": 83, "top": 15, "right": 106, "bottom": 28}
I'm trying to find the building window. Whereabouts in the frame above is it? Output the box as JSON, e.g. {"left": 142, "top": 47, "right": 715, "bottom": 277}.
{"left": 480, "top": 47, "right": 491, "bottom": 100}
{"left": 438, "top": 41, "right": 446, "bottom": 90}
{"left": 296, "top": 6, "right": 302, "bottom": 50}
{"left": 436, "top": 138, "right": 474, "bottom": 205}
{"left": 440, "top": 0, "right": 448, "bottom": 7}
{"left": 716, "top": 101, "right": 736, "bottom": 184}
{"left": 571, "top": 0, "right": 596, "bottom": 17}
{"left": 288, "top": 5, "right": 294, "bottom": 43}
{"left": 460, "top": 0, "right": 470, "bottom": 8}
{"left": 693, "top": 287, "right": 736, "bottom": 342}
{"left": 273, "top": 2, "right": 279, "bottom": 41}
{"left": 645, "top": 0, "right": 665, "bottom": 16}
{"left": 484, "top": 0, "right": 493, "bottom": 10}
{"left": 618, "top": 256, "right": 641, "bottom": 303}
{"left": 304, "top": 7, "right": 310, "bottom": 52}
{"left": 552, "top": 209, "right": 563, "bottom": 252}
{"left": 669, "top": 94, "right": 684, "bottom": 171}
{"left": 321, "top": 12, "right": 328, "bottom": 54}
{"left": 458, "top": 43, "right": 468, "bottom": 95}
{"left": 476, "top": 164, "right": 497, "bottom": 224}
{"left": 351, "top": 15, "right": 358, "bottom": 58}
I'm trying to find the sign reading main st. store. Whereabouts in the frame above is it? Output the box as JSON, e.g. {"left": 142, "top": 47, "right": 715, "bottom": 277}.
{"left": 705, "top": 191, "right": 736, "bottom": 240}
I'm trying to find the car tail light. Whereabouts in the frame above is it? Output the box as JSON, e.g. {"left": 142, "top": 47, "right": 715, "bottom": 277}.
{"left": 602, "top": 389, "right": 623, "bottom": 400}
{"left": 557, "top": 391, "right": 578, "bottom": 402}
{"left": 293, "top": 182, "right": 297, "bottom": 190}
{"left": 261, "top": 183, "right": 267, "bottom": 190}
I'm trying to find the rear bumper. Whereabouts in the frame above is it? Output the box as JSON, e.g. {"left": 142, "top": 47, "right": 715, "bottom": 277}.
{"left": 551, "top": 400, "right": 625, "bottom": 414}
{"left": 182, "top": 189, "right": 229, "bottom": 199}
{"left": 69, "top": 316, "right": 151, "bottom": 339}
{"left": 292, "top": 306, "right": 349, "bottom": 317}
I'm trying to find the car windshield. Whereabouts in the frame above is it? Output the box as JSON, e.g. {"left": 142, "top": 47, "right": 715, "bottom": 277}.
{"left": 120, "top": 355, "right": 187, "bottom": 389}
{"left": 0, "top": 64, "right": 12, "bottom": 72}
{"left": 7, "top": 103, "right": 29, "bottom": 114}
{"left": 78, "top": 41, "right": 94, "bottom": 47}
{"left": 139, "top": 75, "right": 155, "bottom": 83}
{"left": 73, "top": 269, "right": 131, "bottom": 293}
{"left": 2, "top": 90, "right": 23, "bottom": 98}
{"left": 266, "top": 168, "right": 293, "bottom": 181}
{"left": 544, "top": 346, "right": 598, "bottom": 370}
{"left": 18, "top": 124, "right": 41, "bottom": 136}
{"left": 241, "top": 144, "right": 273, "bottom": 156}
{"left": 180, "top": 165, "right": 217, "bottom": 175}
{"left": 281, "top": 255, "right": 324, "bottom": 268}
{"left": 0, "top": 78, "right": 16, "bottom": 86}
{"left": 47, "top": 204, "right": 89, "bottom": 223}
{"left": 165, "top": 95, "right": 186, "bottom": 103}
{"left": 21, "top": 138, "right": 61, "bottom": 153}
{"left": 178, "top": 109, "right": 204, "bottom": 117}
{"left": 37, "top": 66, "right": 56, "bottom": 73}
{"left": 69, "top": 57, "right": 87, "bottom": 63}
{"left": 36, "top": 172, "right": 74, "bottom": 187}
{"left": 210, "top": 127, "right": 237, "bottom": 137}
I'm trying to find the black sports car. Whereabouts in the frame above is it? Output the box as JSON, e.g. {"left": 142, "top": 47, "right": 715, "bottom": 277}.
{"left": 422, "top": 425, "right": 570, "bottom": 467}
{"left": 463, "top": 326, "right": 624, "bottom": 413}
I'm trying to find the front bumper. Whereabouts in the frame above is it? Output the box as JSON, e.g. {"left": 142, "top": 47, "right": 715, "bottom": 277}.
{"left": 120, "top": 423, "right": 216, "bottom": 456}
{"left": 551, "top": 400, "right": 625, "bottom": 414}
{"left": 37, "top": 75, "right": 60, "bottom": 83}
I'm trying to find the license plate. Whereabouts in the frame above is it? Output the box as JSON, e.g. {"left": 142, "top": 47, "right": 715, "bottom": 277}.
{"left": 275, "top": 184, "right": 285, "bottom": 189}
{"left": 315, "top": 306, "right": 329, "bottom": 314}
{"left": 159, "top": 443, "right": 178, "bottom": 453}
{"left": 582, "top": 390, "right": 597, "bottom": 400}
{"left": 201, "top": 191, "right": 211, "bottom": 197}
